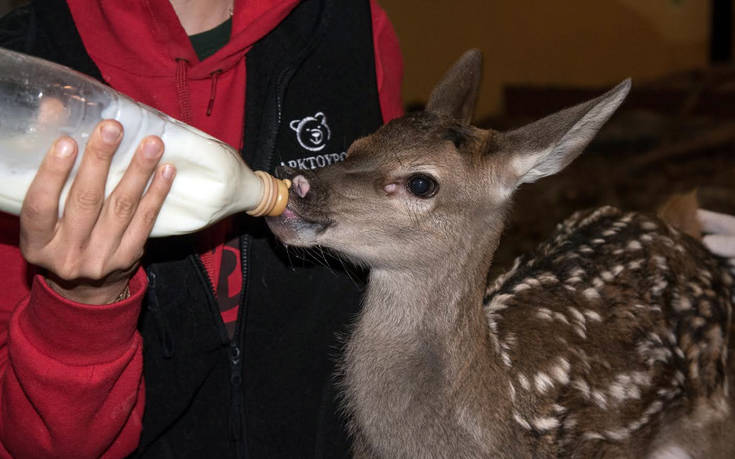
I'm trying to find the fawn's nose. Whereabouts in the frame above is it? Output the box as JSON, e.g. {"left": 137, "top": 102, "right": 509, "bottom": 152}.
{"left": 291, "top": 174, "right": 311, "bottom": 198}
{"left": 274, "top": 166, "right": 311, "bottom": 198}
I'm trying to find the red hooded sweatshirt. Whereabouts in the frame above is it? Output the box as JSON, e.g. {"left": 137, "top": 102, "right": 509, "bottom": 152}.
{"left": 0, "top": 0, "right": 402, "bottom": 457}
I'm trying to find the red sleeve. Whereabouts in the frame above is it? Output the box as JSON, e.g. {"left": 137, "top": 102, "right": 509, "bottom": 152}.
{"left": 0, "top": 213, "right": 146, "bottom": 458}
{"left": 370, "top": 0, "right": 404, "bottom": 123}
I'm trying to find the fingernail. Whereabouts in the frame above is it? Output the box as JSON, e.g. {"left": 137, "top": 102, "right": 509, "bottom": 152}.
{"left": 55, "top": 138, "right": 74, "bottom": 158}
{"left": 101, "top": 122, "right": 121, "bottom": 144}
{"left": 143, "top": 139, "right": 163, "bottom": 159}
{"left": 162, "top": 164, "right": 175, "bottom": 180}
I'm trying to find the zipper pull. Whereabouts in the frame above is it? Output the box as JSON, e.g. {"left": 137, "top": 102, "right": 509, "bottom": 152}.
{"left": 230, "top": 342, "right": 243, "bottom": 442}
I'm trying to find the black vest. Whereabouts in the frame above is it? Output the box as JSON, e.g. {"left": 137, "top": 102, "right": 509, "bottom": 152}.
{"left": 0, "top": 1, "right": 384, "bottom": 457}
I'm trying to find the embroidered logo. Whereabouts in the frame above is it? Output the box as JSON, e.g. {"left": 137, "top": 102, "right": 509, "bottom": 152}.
{"left": 281, "top": 152, "right": 348, "bottom": 171}
{"left": 290, "top": 112, "right": 331, "bottom": 152}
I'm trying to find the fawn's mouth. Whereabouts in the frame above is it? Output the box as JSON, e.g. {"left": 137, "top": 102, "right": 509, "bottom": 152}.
{"left": 266, "top": 203, "right": 331, "bottom": 244}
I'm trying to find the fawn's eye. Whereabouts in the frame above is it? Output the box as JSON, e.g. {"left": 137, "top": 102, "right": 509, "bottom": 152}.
{"left": 406, "top": 174, "right": 438, "bottom": 198}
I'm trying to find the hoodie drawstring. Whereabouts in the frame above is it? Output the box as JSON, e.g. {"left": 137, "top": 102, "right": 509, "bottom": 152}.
{"left": 207, "top": 69, "right": 223, "bottom": 116}
{"left": 176, "top": 60, "right": 223, "bottom": 119}
{"left": 176, "top": 59, "right": 225, "bottom": 119}
{"left": 175, "top": 58, "right": 193, "bottom": 124}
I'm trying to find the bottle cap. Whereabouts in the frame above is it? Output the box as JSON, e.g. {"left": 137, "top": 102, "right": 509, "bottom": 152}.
{"left": 247, "top": 171, "right": 291, "bottom": 217}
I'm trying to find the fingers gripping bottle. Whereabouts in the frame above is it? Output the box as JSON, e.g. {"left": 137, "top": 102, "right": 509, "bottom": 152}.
{"left": 0, "top": 47, "right": 290, "bottom": 237}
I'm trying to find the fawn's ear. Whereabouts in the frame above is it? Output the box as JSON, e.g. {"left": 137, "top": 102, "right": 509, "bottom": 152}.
{"left": 426, "top": 49, "right": 483, "bottom": 124}
{"left": 503, "top": 79, "right": 631, "bottom": 187}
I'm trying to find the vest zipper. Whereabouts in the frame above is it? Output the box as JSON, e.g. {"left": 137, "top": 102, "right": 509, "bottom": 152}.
{"left": 231, "top": 233, "right": 250, "bottom": 459}
{"left": 190, "top": 255, "right": 230, "bottom": 343}
{"left": 189, "top": 254, "right": 247, "bottom": 457}
{"left": 229, "top": 340, "right": 245, "bottom": 458}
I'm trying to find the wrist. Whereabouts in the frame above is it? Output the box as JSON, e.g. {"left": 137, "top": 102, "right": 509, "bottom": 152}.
{"left": 107, "top": 284, "right": 131, "bottom": 303}
{"left": 46, "top": 276, "right": 132, "bottom": 305}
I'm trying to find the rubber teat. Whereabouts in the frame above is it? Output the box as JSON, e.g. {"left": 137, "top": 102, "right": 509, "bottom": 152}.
{"left": 247, "top": 171, "right": 292, "bottom": 217}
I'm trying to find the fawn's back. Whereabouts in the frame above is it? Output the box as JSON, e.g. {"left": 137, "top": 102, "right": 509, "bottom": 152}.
{"left": 485, "top": 205, "right": 733, "bottom": 456}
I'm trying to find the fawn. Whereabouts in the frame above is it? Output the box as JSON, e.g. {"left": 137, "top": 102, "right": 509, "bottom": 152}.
{"left": 267, "top": 50, "right": 735, "bottom": 458}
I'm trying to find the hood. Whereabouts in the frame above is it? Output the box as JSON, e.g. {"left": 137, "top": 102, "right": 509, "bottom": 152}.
{"left": 66, "top": 0, "right": 299, "bottom": 148}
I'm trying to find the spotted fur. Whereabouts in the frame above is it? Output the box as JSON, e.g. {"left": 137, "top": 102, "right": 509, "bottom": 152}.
{"left": 485, "top": 206, "right": 733, "bottom": 456}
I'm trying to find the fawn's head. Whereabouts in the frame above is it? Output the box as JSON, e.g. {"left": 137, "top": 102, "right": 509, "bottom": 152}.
{"left": 267, "top": 50, "right": 630, "bottom": 271}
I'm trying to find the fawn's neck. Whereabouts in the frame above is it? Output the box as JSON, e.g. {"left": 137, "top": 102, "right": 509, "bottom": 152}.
{"left": 343, "top": 249, "right": 521, "bottom": 456}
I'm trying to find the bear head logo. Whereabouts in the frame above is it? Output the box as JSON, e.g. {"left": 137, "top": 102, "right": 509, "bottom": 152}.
{"left": 290, "top": 112, "right": 331, "bottom": 152}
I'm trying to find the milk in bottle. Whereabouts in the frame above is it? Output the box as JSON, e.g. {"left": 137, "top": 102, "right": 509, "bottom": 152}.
{"left": 0, "top": 47, "right": 290, "bottom": 237}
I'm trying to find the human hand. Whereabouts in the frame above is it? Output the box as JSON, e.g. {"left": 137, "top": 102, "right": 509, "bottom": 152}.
{"left": 698, "top": 209, "right": 735, "bottom": 262}
{"left": 19, "top": 120, "right": 176, "bottom": 304}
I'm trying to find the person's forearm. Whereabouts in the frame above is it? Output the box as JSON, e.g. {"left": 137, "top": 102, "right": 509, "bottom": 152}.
{"left": 0, "top": 265, "right": 147, "bottom": 458}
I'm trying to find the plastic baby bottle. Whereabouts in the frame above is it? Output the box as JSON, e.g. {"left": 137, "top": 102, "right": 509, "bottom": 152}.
{"left": 0, "top": 47, "right": 290, "bottom": 237}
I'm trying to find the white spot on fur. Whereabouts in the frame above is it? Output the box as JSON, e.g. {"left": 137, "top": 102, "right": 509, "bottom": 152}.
{"left": 583, "top": 288, "right": 601, "bottom": 301}
{"left": 501, "top": 351, "right": 512, "bottom": 368}
{"left": 673, "top": 296, "right": 692, "bottom": 312}
{"left": 518, "top": 373, "right": 530, "bottom": 391}
{"left": 652, "top": 277, "right": 668, "bottom": 296}
{"left": 641, "top": 221, "right": 657, "bottom": 230}
{"left": 644, "top": 400, "right": 664, "bottom": 416}
{"left": 570, "top": 267, "right": 585, "bottom": 277}
{"left": 487, "top": 293, "right": 512, "bottom": 312}
{"left": 592, "top": 390, "right": 608, "bottom": 408}
{"left": 535, "top": 372, "right": 554, "bottom": 393}
{"left": 584, "top": 309, "right": 602, "bottom": 322}
{"left": 551, "top": 363, "right": 570, "bottom": 385}
{"left": 609, "top": 382, "right": 626, "bottom": 401}
{"left": 605, "top": 428, "right": 630, "bottom": 441}
{"left": 628, "top": 259, "right": 644, "bottom": 270}
{"left": 688, "top": 282, "right": 703, "bottom": 296}
{"left": 652, "top": 255, "right": 668, "bottom": 270}
{"left": 554, "top": 312, "right": 570, "bottom": 324}
{"left": 573, "top": 379, "right": 591, "bottom": 398}
{"left": 513, "top": 411, "right": 532, "bottom": 430}
{"left": 568, "top": 306, "right": 586, "bottom": 324}
{"left": 648, "top": 445, "right": 692, "bottom": 459}
{"left": 526, "top": 277, "right": 542, "bottom": 288}
{"left": 538, "top": 273, "right": 559, "bottom": 284}
{"left": 536, "top": 308, "right": 553, "bottom": 321}
{"left": 532, "top": 416, "right": 560, "bottom": 431}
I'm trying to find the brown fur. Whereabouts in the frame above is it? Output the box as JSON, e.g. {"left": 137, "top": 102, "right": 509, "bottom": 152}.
{"left": 267, "top": 50, "right": 734, "bottom": 458}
